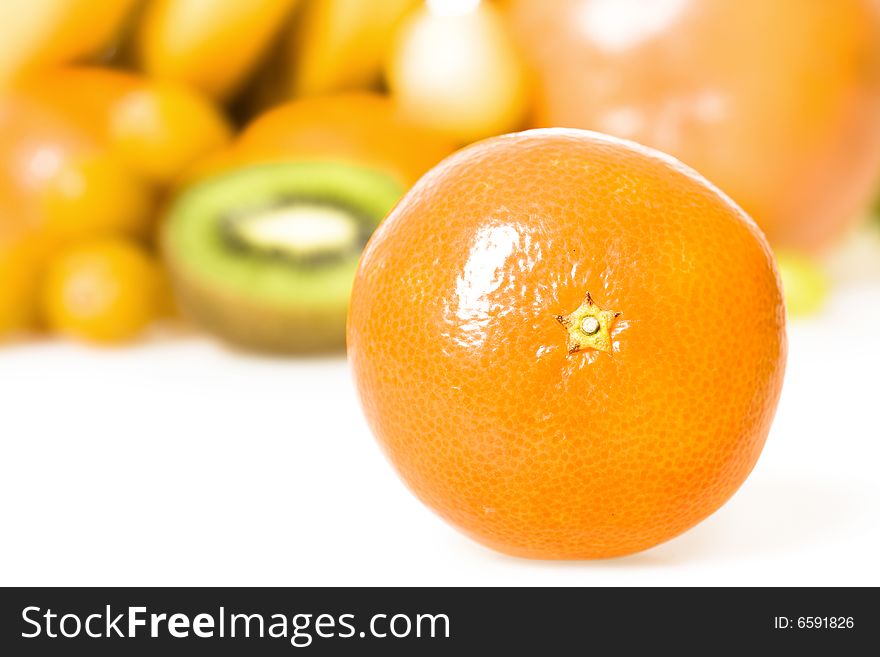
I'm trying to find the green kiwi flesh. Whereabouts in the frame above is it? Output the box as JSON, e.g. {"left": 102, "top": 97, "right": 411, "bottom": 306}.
{"left": 162, "top": 161, "right": 403, "bottom": 353}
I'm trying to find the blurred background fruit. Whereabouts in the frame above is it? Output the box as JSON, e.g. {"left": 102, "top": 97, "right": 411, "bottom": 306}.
{"left": 108, "top": 79, "right": 232, "bottom": 184}
{"left": 506, "top": 0, "right": 880, "bottom": 251}
{"left": 0, "top": 95, "right": 152, "bottom": 249}
{"left": 12, "top": 67, "right": 233, "bottom": 185}
{"left": 166, "top": 92, "right": 455, "bottom": 353}
{"left": 825, "top": 222, "right": 880, "bottom": 285}
{"left": 193, "top": 93, "right": 456, "bottom": 189}
{"left": 1, "top": 0, "right": 879, "bottom": 350}
{"left": 40, "top": 237, "right": 166, "bottom": 343}
{"left": 386, "top": 0, "right": 529, "bottom": 142}
{"left": 0, "top": 0, "right": 137, "bottom": 87}
{"left": 0, "top": 228, "right": 42, "bottom": 338}
{"left": 285, "top": 0, "right": 417, "bottom": 98}
{"left": 163, "top": 161, "right": 403, "bottom": 353}
{"left": 775, "top": 251, "right": 830, "bottom": 317}
{"left": 134, "top": 0, "right": 300, "bottom": 101}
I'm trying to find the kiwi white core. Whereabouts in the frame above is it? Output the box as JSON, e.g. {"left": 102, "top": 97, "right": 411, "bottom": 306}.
{"left": 229, "top": 204, "right": 360, "bottom": 258}
{"left": 164, "top": 161, "right": 405, "bottom": 308}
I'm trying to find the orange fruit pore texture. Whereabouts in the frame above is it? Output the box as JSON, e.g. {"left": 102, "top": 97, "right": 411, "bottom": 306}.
{"left": 348, "top": 129, "right": 787, "bottom": 559}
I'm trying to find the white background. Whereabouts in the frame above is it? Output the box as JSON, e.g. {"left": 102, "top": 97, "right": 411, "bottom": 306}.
{"left": 1, "top": 281, "right": 878, "bottom": 587}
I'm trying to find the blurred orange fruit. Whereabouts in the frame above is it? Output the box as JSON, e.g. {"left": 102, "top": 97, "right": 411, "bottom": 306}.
{"left": 195, "top": 93, "right": 456, "bottom": 188}
{"left": 506, "top": 0, "right": 880, "bottom": 251}
{"left": 41, "top": 237, "right": 165, "bottom": 344}
{"left": 0, "top": 95, "right": 152, "bottom": 248}
{"left": 0, "top": 225, "right": 42, "bottom": 337}
{"left": 14, "top": 67, "right": 232, "bottom": 185}
{"left": 108, "top": 81, "right": 232, "bottom": 185}
{"left": 11, "top": 67, "right": 139, "bottom": 130}
{"left": 134, "top": 0, "right": 300, "bottom": 100}
{"left": 348, "top": 129, "right": 787, "bottom": 559}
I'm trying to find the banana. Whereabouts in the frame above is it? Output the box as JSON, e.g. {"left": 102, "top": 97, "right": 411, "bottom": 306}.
{"left": 286, "top": 0, "right": 418, "bottom": 97}
{"left": 134, "top": 0, "right": 300, "bottom": 101}
{"left": 0, "top": 0, "right": 137, "bottom": 87}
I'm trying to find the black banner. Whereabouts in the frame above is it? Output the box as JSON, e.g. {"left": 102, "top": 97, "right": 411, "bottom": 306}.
{"left": 0, "top": 587, "right": 874, "bottom": 654}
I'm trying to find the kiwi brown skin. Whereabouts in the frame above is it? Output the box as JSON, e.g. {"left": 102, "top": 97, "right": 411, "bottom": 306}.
{"left": 161, "top": 161, "right": 403, "bottom": 354}
{"left": 168, "top": 264, "right": 348, "bottom": 353}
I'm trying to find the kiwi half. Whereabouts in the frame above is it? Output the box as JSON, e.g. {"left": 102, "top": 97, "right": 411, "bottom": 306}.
{"left": 162, "top": 161, "right": 403, "bottom": 353}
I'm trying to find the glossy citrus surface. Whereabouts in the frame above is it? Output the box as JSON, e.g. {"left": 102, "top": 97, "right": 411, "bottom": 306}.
{"left": 507, "top": 0, "right": 880, "bottom": 251}
{"left": 348, "top": 129, "right": 787, "bottom": 559}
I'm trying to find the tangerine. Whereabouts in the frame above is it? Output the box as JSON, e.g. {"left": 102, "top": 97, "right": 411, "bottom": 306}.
{"left": 348, "top": 129, "right": 787, "bottom": 559}
{"left": 0, "top": 94, "right": 152, "bottom": 248}
{"left": 506, "top": 0, "right": 880, "bottom": 252}
{"left": 41, "top": 237, "right": 165, "bottom": 344}
{"left": 220, "top": 94, "right": 457, "bottom": 188}
{"left": 14, "top": 67, "right": 232, "bottom": 185}
{"left": 0, "top": 226, "right": 41, "bottom": 337}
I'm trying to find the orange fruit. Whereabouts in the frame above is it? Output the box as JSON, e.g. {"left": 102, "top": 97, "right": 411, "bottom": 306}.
{"left": 10, "top": 67, "right": 141, "bottom": 136}
{"left": 193, "top": 93, "right": 456, "bottom": 188}
{"left": 41, "top": 237, "right": 165, "bottom": 344}
{"left": 14, "top": 67, "right": 232, "bottom": 185}
{"left": 0, "top": 94, "right": 152, "bottom": 249}
{"left": 506, "top": 0, "right": 880, "bottom": 252}
{"left": 348, "top": 129, "right": 787, "bottom": 559}
{"left": 0, "top": 225, "right": 42, "bottom": 337}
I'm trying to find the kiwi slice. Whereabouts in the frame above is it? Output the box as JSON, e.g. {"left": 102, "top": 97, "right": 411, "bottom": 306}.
{"left": 162, "top": 161, "right": 403, "bottom": 353}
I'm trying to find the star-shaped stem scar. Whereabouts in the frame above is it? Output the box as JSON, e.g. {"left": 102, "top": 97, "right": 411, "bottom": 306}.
{"left": 555, "top": 292, "right": 621, "bottom": 355}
